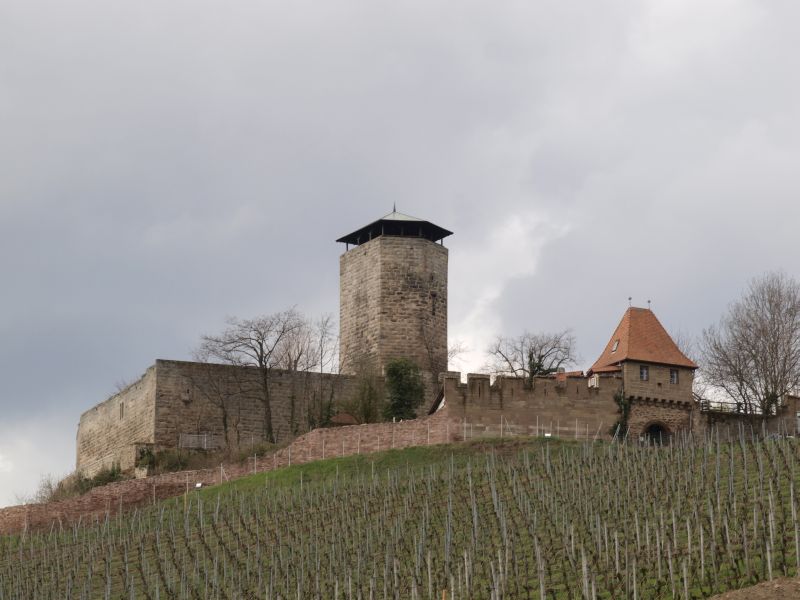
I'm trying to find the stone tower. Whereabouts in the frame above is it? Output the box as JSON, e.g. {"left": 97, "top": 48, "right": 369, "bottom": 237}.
{"left": 337, "top": 210, "right": 452, "bottom": 405}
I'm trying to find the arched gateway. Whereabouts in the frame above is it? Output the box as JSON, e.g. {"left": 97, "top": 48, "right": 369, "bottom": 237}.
{"left": 643, "top": 422, "right": 671, "bottom": 445}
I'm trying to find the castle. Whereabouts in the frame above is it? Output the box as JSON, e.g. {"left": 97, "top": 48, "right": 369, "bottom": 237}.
{"left": 76, "top": 211, "right": 800, "bottom": 476}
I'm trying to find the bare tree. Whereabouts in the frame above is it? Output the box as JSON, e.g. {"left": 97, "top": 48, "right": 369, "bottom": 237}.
{"left": 447, "top": 339, "right": 469, "bottom": 370}
{"left": 185, "top": 354, "right": 248, "bottom": 450}
{"left": 673, "top": 330, "right": 710, "bottom": 402}
{"left": 487, "top": 329, "right": 578, "bottom": 386}
{"left": 197, "top": 309, "right": 304, "bottom": 443}
{"left": 701, "top": 272, "right": 800, "bottom": 415}
{"left": 309, "top": 314, "right": 338, "bottom": 428}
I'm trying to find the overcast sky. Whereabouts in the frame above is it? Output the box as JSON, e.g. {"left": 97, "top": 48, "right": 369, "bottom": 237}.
{"left": 2, "top": 0, "right": 799, "bottom": 506}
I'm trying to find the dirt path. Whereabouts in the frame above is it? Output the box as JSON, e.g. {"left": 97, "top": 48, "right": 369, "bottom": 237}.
{"left": 710, "top": 577, "right": 800, "bottom": 599}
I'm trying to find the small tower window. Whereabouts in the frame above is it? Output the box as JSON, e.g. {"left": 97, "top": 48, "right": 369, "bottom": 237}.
{"left": 639, "top": 365, "right": 649, "bottom": 381}
{"left": 430, "top": 292, "right": 437, "bottom": 316}
{"left": 670, "top": 369, "right": 679, "bottom": 384}
{"left": 119, "top": 402, "right": 125, "bottom": 420}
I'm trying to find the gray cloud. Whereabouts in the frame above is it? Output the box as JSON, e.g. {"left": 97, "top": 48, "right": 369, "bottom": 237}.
{"left": 2, "top": 0, "right": 800, "bottom": 505}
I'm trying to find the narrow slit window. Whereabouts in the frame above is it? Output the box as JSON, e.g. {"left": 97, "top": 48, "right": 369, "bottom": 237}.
{"left": 119, "top": 402, "right": 125, "bottom": 420}
{"left": 639, "top": 365, "right": 649, "bottom": 381}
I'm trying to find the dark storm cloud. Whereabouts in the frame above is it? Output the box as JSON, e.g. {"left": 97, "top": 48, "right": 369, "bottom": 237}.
{"left": 2, "top": 0, "right": 800, "bottom": 504}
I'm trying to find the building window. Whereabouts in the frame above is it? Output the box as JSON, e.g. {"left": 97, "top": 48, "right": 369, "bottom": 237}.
{"left": 611, "top": 339, "right": 619, "bottom": 352}
{"left": 639, "top": 365, "right": 649, "bottom": 381}
{"left": 120, "top": 402, "right": 125, "bottom": 420}
{"left": 670, "top": 369, "right": 679, "bottom": 384}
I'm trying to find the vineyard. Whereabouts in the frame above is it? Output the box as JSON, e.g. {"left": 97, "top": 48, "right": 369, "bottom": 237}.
{"left": 1, "top": 434, "right": 799, "bottom": 599}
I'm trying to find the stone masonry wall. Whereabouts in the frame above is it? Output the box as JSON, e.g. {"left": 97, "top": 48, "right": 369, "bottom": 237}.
{"left": 699, "top": 395, "right": 800, "bottom": 439}
{"left": 378, "top": 237, "right": 448, "bottom": 405}
{"left": 627, "top": 400, "right": 694, "bottom": 440}
{"left": 622, "top": 362, "right": 695, "bottom": 404}
{"left": 442, "top": 373, "right": 623, "bottom": 439}
{"left": 75, "top": 360, "right": 362, "bottom": 477}
{"left": 76, "top": 366, "right": 157, "bottom": 475}
{"left": 339, "top": 235, "right": 448, "bottom": 408}
{"left": 153, "top": 360, "right": 361, "bottom": 450}
{"left": 339, "top": 238, "right": 383, "bottom": 374}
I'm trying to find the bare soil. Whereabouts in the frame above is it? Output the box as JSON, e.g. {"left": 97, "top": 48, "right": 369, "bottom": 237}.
{"left": 710, "top": 577, "right": 800, "bottom": 599}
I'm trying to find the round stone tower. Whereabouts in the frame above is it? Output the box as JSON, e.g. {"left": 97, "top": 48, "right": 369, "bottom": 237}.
{"left": 337, "top": 210, "right": 452, "bottom": 406}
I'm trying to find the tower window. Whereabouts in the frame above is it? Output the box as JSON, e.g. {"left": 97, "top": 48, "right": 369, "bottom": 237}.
{"left": 119, "top": 402, "right": 125, "bottom": 420}
{"left": 670, "top": 369, "right": 679, "bottom": 384}
{"left": 611, "top": 339, "right": 619, "bottom": 352}
{"left": 639, "top": 365, "right": 649, "bottom": 381}
{"left": 430, "top": 292, "right": 437, "bottom": 316}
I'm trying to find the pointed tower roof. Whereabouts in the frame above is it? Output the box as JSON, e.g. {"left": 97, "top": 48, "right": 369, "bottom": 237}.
{"left": 336, "top": 210, "right": 453, "bottom": 246}
{"left": 589, "top": 307, "right": 697, "bottom": 374}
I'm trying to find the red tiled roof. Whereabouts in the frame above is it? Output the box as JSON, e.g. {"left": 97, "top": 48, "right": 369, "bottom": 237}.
{"left": 552, "top": 370, "right": 585, "bottom": 382}
{"left": 589, "top": 307, "right": 697, "bottom": 374}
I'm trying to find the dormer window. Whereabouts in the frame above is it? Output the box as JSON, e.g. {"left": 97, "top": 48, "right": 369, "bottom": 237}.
{"left": 639, "top": 365, "right": 649, "bottom": 381}
{"left": 611, "top": 339, "right": 619, "bottom": 353}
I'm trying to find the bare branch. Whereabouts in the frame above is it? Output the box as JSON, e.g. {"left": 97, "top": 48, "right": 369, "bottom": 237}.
{"left": 700, "top": 271, "right": 800, "bottom": 414}
{"left": 487, "top": 329, "right": 578, "bottom": 384}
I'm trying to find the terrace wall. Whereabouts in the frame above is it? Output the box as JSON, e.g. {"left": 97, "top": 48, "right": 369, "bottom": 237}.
{"left": 1, "top": 409, "right": 462, "bottom": 535}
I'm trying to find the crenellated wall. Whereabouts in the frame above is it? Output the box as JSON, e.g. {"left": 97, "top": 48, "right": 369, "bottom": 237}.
{"left": 441, "top": 372, "right": 624, "bottom": 438}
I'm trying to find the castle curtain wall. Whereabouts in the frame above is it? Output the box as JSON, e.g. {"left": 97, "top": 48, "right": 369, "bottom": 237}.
{"left": 152, "top": 360, "right": 360, "bottom": 450}
{"left": 441, "top": 373, "right": 622, "bottom": 437}
{"left": 76, "top": 366, "right": 157, "bottom": 476}
{"left": 75, "top": 360, "right": 361, "bottom": 476}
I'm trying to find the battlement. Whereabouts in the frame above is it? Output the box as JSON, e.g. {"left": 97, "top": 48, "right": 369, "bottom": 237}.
{"left": 435, "top": 371, "right": 622, "bottom": 439}
{"left": 440, "top": 371, "right": 618, "bottom": 405}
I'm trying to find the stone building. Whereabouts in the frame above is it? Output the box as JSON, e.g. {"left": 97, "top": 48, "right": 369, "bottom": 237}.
{"left": 338, "top": 210, "right": 451, "bottom": 405}
{"left": 588, "top": 306, "right": 699, "bottom": 441}
{"left": 76, "top": 209, "right": 454, "bottom": 476}
{"left": 75, "top": 208, "right": 798, "bottom": 478}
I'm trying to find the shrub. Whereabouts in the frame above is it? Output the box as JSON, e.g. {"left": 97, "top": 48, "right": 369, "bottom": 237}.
{"left": 383, "top": 358, "right": 424, "bottom": 421}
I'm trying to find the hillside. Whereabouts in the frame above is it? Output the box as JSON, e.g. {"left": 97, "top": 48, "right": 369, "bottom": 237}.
{"left": 1, "top": 435, "right": 799, "bottom": 599}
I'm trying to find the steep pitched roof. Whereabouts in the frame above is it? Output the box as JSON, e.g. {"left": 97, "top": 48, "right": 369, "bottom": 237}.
{"left": 589, "top": 307, "right": 697, "bottom": 373}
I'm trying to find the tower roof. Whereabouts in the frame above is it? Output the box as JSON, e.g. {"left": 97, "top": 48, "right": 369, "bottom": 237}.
{"left": 589, "top": 307, "right": 697, "bottom": 374}
{"left": 336, "top": 210, "right": 453, "bottom": 246}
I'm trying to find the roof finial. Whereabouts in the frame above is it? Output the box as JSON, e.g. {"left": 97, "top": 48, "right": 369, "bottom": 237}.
{"left": 647, "top": 299, "right": 651, "bottom": 310}
{"left": 393, "top": 202, "right": 396, "bottom": 213}
{"left": 628, "top": 296, "right": 632, "bottom": 307}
